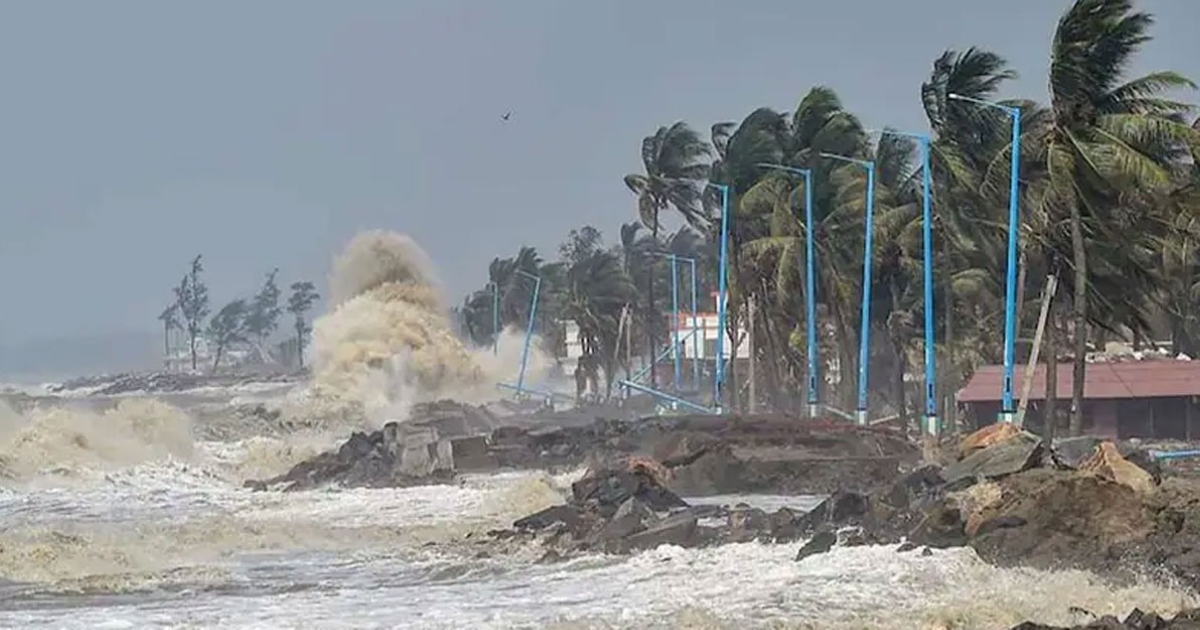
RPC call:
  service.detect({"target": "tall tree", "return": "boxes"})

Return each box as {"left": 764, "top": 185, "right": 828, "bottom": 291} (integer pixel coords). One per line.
{"left": 1035, "top": 0, "right": 1197, "bottom": 435}
{"left": 245, "top": 268, "right": 283, "bottom": 361}
{"left": 560, "top": 249, "right": 637, "bottom": 399}
{"left": 287, "top": 281, "right": 320, "bottom": 370}
{"left": 173, "top": 255, "right": 210, "bottom": 371}
{"left": 157, "top": 303, "right": 180, "bottom": 363}
{"left": 207, "top": 299, "right": 250, "bottom": 372}
{"left": 624, "top": 122, "right": 711, "bottom": 387}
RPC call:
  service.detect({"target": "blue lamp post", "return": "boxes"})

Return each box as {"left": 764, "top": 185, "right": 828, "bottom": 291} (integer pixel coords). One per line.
{"left": 513, "top": 269, "right": 541, "bottom": 396}
{"left": 655, "top": 252, "right": 700, "bottom": 392}
{"left": 756, "top": 163, "right": 820, "bottom": 418}
{"left": 669, "top": 254, "right": 681, "bottom": 391}
{"left": 877, "top": 130, "right": 938, "bottom": 439}
{"left": 706, "top": 182, "right": 731, "bottom": 411}
{"left": 949, "top": 93, "right": 1022, "bottom": 424}
{"left": 680, "top": 254, "right": 700, "bottom": 391}
{"left": 820, "top": 153, "right": 876, "bottom": 426}
{"left": 650, "top": 251, "right": 685, "bottom": 392}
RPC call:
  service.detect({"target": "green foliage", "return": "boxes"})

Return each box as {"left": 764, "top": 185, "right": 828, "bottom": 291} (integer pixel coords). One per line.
{"left": 245, "top": 269, "right": 283, "bottom": 346}
{"left": 287, "top": 281, "right": 320, "bottom": 369}
{"left": 173, "top": 254, "right": 210, "bottom": 371}
{"left": 207, "top": 298, "right": 250, "bottom": 372}
{"left": 458, "top": 0, "right": 1200, "bottom": 425}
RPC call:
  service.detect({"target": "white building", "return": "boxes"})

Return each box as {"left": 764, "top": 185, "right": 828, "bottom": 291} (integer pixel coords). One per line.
{"left": 556, "top": 292, "right": 750, "bottom": 367}
{"left": 669, "top": 291, "right": 750, "bottom": 361}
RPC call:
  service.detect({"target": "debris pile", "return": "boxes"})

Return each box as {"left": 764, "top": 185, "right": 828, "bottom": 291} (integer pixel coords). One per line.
{"left": 791, "top": 423, "right": 1200, "bottom": 593}
{"left": 1011, "top": 607, "right": 1200, "bottom": 629}
{"left": 490, "top": 457, "right": 810, "bottom": 561}
{"left": 245, "top": 412, "right": 921, "bottom": 496}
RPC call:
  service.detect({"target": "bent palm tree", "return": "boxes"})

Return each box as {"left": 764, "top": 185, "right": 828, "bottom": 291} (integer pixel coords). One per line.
{"left": 561, "top": 250, "right": 637, "bottom": 399}
{"left": 624, "top": 122, "right": 711, "bottom": 387}
{"left": 1032, "top": 0, "right": 1197, "bottom": 435}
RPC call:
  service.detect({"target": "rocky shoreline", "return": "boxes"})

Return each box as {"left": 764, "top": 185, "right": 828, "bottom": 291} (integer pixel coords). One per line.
{"left": 1014, "top": 608, "right": 1200, "bottom": 629}
{"left": 245, "top": 404, "right": 919, "bottom": 495}
{"left": 246, "top": 404, "right": 1200, "bottom": 627}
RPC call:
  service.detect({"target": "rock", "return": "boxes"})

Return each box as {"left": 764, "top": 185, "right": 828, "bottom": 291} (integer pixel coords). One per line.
{"left": 501, "top": 456, "right": 813, "bottom": 556}
{"left": 1054, "top": 436, "right": 1104, "bottom": 469}
{"left": 1007, "top": 606, "right": 1200, "bottom": 629}
{"left": 514, "top": 505, "right": 583, "bottom": 532}
{"left": 244, "top": 421, "right": 455, "bottom": 491}
{"left": 251, "top": 411, "right": 923, "bottom": 500}
{"left": 942, "top": 433, "right": 1043, "bottom": 486}
{"left": 794, "top": 530, "right": 837, "bottom": 562}
{"left": 1078, "top": 442, "right": 1156, "bottom": 495}
{"left": 794, "top": 491, "right": 870, "bottom": 533}
{"left": 570, "top": 466, "right": 687, "bottom": 515}
{"left": 624, "top": 510, "right": 699, "bottom": 550}
{"left": 587, "top": 498, "right": 659, "bottom": 550}
{"left": 959, "top": 422, "right": 1025, "bottom": 459}
{"left": 726, "top": 506, "right": 769, "bottom": 543}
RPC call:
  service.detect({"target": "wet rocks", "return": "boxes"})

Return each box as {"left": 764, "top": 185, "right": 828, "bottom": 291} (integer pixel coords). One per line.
{"left": 502, "top": 458, "right": 811, "bottom": 557}
{"left": 244, "top": 421, "right": 455, "bottom": 491}
{"left": 789, "top": 424, "right": 1200, "bottom": 594}
{"left": 47, "top": 370, "right": 300, "bottom": 396}
{"left": 473, "top": 415, "right": 921, "bottom": 497}
{"left": 1010, "top": 607, "right": 1200, "bottom": 629}
{"left": 258, "top": 410, "right": 923, "bottom": 497}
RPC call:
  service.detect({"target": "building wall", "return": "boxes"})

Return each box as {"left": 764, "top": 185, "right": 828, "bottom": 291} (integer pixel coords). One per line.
{"left": 963, "top": 396, "right": 1200, "bottom": 440}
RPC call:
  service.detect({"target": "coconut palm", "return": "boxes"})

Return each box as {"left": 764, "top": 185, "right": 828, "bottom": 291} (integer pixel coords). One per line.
{"left": 624, "top": 122, "right": 712, "bottom": 387}
{"left": 1000, "top": 0, "right": 1198, "bottom": 435}
{"left": 560, "top": 249, "right": 637, "bottom": 399}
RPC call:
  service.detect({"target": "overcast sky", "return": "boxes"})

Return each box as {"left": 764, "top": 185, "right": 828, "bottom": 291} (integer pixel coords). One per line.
{"left": 0, "top": 0, "right": 1196, "bottom": 371}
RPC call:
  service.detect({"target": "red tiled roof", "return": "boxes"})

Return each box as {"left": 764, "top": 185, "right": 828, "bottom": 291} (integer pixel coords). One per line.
{"left": 957, "top": 361, "right": 1200, "bottom": 403}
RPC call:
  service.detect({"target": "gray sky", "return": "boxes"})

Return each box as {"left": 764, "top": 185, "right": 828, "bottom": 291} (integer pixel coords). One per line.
{"left": 0, "top": 0, "right": 1196, "bottom": 373}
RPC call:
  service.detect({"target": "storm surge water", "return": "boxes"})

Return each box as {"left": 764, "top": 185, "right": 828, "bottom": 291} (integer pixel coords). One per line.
{"left": 304, "top": 229, "right": 552, "bottom": 429}
{"left": 0, "top": 230, "right": 1194, "bottom": 628}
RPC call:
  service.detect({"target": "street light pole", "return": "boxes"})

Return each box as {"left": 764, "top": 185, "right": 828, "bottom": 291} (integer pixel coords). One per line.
{"left": 662, "top": 252, "right": 700, "bottom": 391}
{"left": 877, "top": 130, "right": 938, "bottom": 439}
{"left": 685, "top": 255, "right": 699, "bottom": 391}
{"left": 949, "top": 93, "right": 1022, "bottom": 424}
{"left": 706, "top": 182, "right": 731, "bottom": 412}
{"left": 670, "top": 254, "right": 681, "bottom": 391}
{"left": 820, "top": 153, "right": 876, "bottom": 426}
{"left": 652, "top": 249, "right": 681, "bottom": 388}
{"left": 756, "top": 163, "right": 820, "bottom": 418}
{"left": 514, "top": 269, "right": 541, "bottom": 396}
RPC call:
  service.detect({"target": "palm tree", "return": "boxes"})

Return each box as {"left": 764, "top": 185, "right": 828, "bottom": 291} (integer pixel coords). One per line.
{"left": 624, "top": 122, "right": 711, "bottom": 387}
{"left": 1027, "top": 0, "right": 1196, "bottom": 435}
{"left": 561, "top": 249, "right": 637, "bottom": 399}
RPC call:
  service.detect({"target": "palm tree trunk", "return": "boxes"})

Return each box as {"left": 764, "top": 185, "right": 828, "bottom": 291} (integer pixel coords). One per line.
{"left": 892, "top": 337, "right": 908, "bottom": 432}
{"left": 1015, "top": 247, "right": 1028, "bottom": 358}
{"left": 748, "top": 296, "right": 757, "bottom": 413}
{"left": 1069, "top": 205, "right": 1088, "bottom": 437}
{"left": 1045, "top": 306, "right": 1059, "bottom": 441}
{"left": 944, "top": 283, "right": 957, "bottom": 434}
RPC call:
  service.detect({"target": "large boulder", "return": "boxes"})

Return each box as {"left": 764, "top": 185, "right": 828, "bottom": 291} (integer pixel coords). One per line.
{"left": 1010, "top": 607, "right": 1200, "bottom": 629}
{"left": 789, "top": 424, "right": 1200, "bottom": 595}
{"left": 504, "top": 457, "right": 810, "bottom": 557}
{"left": 244, "top": 421, "right": 455, "bottom": 491}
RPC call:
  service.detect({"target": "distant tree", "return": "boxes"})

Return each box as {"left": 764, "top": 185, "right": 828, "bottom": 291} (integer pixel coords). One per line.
{"left": 157, "top": 303, "right": 180, "bottom": 361}
{"left": 557, "top": 226, "right": 604, "bottom": 266}
{"left": 287, "top": 281, "right": 320, "bottom": 369}
{"left": 207, "top": 298, "right": 250, "bottom": 372}
{"left": 244, "top": 268, "right": 283, "bottom": 361}
{"left": 173, "top": 255, "right": 210, "bottom": 371}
